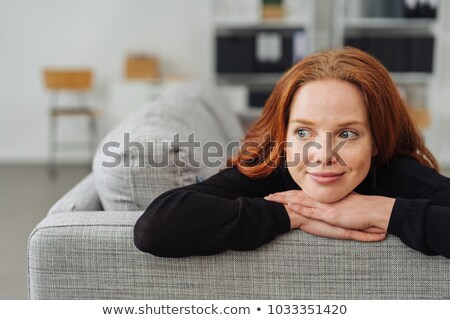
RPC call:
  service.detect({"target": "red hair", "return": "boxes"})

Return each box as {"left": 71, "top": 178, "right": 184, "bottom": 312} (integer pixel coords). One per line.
{"left": 228, "top": 47, "right": 438, "bottom": 177}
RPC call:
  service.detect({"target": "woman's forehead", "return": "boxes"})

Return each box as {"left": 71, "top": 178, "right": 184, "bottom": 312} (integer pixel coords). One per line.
{"left": 289, "top": 79, "right": 368, "bottom": 124}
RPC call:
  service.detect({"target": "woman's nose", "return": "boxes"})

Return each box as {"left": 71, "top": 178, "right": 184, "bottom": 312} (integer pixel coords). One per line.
{"left": 307, "top": 132, "right": 338, "bottom": 166}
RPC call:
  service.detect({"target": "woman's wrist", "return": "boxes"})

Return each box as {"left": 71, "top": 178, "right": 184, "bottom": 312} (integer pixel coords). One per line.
{"left": 370, "top": 196, "right": 395, "bottom": 231}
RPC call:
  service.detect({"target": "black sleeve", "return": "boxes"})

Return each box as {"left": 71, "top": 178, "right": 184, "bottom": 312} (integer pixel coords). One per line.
{"left": 380, "top": 156, "right": 450, "bottom": 258}
{"left": 134, "top": 167, "right": 291, "bottom": 257}
{"left": 388, "top": 198, "right": 450, "bottom": 258}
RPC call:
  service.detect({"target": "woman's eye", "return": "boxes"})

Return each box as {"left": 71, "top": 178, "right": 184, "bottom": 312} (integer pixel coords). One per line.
{"left": 339, "top": 130, "right": 358, "bottom": 139}
{"left": 296, "top": 129, "right": 311, "bottom": 139}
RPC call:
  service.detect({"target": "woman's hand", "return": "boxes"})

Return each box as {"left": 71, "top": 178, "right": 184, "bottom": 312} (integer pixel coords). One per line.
{"left": 283, "top": 202, "right": 387, "bottom": 242}
{"left": 265, "top": 190, "right": 395, "bottom": 242}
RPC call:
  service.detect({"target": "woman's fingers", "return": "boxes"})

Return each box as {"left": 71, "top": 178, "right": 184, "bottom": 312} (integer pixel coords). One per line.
{"left": 285, "top": 204, "right": 386, "bottom": 242}
{"left": 266, "top": 190, "right": 390, "bottom": 236}
{"left": 345, "top": 230, "right": 386, "bottom": 242}
{"left": 363, "top": 227, "right": 386, "bottom": 233}
{"left": 300, "top": 218, "right": 386, "bottom": 242}
{"left": 264, "top": 193, "right": 289, "bottom": 204}
{"left": 287, "top": 203, "right": 318, "bottom": 217}
{"left": 287, "top": 202, "right": 386, "bottom": 234}
{"left": 265, "top": 191, "right": 318, "bottom": 208}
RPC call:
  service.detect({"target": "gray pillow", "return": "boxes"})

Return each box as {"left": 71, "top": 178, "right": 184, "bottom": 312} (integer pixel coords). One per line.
{"left": 93, "top": 82, "right": 244, "bottom": 211}
{"left": 160, "top": 80, "right": 244, "bottom": 143}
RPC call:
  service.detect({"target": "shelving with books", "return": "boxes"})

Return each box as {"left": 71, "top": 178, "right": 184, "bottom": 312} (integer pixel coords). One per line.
{"left": 211, "top": 0, "right": 316, "bottom": 128}
{"left": 333, "top": 0, "right": 441, "bottom": 130}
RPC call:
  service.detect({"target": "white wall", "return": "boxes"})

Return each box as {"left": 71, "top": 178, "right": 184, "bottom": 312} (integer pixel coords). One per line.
{"left": 1, "top": 0, "right": 450, "bottom": 166}
{"left": 0, "top": 0, "right": 212, "bottom": 163}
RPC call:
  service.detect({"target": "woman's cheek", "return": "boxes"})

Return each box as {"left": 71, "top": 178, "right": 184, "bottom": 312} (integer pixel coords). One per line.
{"left": 338, "top": 141, "right": 365, "bottom": 161}
{"left": 340, "top": 143, "right": 373, "bottom": 175}
{"left": 336, "top": 146, "right": 354, "bottom": 167}
{"left": 285, "top": 138, "right": 300, "bottom": 165}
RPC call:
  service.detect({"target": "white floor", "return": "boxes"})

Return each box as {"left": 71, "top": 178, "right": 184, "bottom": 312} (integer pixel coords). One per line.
{"left": 0, "top": 164, "right": 90, "bottom": 299}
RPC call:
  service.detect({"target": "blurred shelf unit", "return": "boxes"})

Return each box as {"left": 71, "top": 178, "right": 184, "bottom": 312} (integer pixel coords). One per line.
{"left": 333, "top": 0, "right": 441, "bottom": 129}
{"left": 342, "top": 17, "right": 436, "bottom": 29}
{"left": 212, "top": 0, "right": 315, "bottom": 27}
{"left": 212, "top": 0, "right": 316, "bottom": 127}
{"left": 334, "top": 0, "right": 438, "bottom": 76}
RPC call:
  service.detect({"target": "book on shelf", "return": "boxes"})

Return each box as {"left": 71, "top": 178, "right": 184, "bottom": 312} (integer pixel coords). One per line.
{"left": 344, "top": 36, "right": 434, "bottom": 73}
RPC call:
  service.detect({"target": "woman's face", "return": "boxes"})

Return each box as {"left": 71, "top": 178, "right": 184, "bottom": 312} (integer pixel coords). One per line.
{"left": 285, "top": 79, "right": 377, "bottom": 203}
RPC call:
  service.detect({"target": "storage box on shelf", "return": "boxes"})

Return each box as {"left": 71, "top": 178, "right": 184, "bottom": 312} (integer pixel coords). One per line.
{"left": 333, "top": 0, "right": 440, "bottom": 130}
{"left": 212, "top": 0, "right": 316, "bottom": 128}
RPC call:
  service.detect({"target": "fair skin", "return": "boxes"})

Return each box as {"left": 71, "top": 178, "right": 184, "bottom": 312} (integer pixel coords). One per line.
{"left": 265, "top": 79, "right": 395, "bottom": 242}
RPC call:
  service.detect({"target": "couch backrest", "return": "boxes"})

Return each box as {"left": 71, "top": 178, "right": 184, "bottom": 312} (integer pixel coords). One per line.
{"left": 92, "top": 81, "right": 244, "bottom": 211}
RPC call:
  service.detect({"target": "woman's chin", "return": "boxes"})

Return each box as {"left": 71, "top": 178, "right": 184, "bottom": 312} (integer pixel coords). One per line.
{"left": 303, "top": 189, "right": 348, "bottom": 203}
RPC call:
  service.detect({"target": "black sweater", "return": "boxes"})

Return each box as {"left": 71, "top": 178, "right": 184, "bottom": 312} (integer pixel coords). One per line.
{"left": 134, "top": 155, "right": 450, "bottom": 258}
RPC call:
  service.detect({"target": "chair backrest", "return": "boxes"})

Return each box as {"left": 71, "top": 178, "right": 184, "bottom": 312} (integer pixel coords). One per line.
{"left": 44, "top": 69, "right": 92, "bottom": 91}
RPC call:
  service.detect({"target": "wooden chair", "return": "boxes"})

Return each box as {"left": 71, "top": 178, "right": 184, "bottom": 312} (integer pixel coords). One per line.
{"left": 43, "top": 69, "right": 98, "bottom": 177}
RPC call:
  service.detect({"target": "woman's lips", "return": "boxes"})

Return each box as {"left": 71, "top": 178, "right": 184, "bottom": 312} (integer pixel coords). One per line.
{"left": 308, "top": 172, "right": 345, "bottom": 185}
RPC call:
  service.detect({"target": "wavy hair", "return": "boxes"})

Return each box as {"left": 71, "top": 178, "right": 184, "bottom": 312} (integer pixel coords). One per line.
{"left": 227, "top": 47, "right": 438, "bottom": 177}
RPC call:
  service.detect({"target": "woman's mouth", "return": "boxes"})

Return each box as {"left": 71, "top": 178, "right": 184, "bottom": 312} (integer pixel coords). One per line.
{"left": 308, "top": 172, "right": 345, "bottom": 185}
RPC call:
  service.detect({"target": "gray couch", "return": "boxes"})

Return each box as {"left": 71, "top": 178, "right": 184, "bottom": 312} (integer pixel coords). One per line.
{"left": 28, "top": 82, "right": 450, "bottom": 299}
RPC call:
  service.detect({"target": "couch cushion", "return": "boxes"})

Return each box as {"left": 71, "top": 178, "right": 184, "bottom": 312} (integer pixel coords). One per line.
{"left": 160, "top": 80, "right": 244, "bottom": 144}
{"left": 93, "top": 81, "right": 244, "bottom": 211}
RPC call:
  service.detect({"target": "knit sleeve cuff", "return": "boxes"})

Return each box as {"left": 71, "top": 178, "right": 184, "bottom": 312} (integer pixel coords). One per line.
{"left": 387, "top": 198, "right": 408, "bottom": 237}
{"left": 266, "top": 200, "right": 291, "bottom": 234}
{"left": 387, "top": 197, "right": 434, "bottom": 255}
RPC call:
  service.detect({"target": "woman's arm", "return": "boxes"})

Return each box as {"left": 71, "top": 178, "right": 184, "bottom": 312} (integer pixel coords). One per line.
{"left": 134, "top": 167, "right": 291, "bottom": 257}
{"left": 268, "top": 190, "right": 450, "bottom": 258}
{"left": 387, "top": 196, "right": 450, "bottom": 258}
{"left": 267, "top": 156, "right": 450, "bottom": 259}
{"left": 378, "top": 156, "right": 450, "bottom": 258}
{"left": 134, "top": 165, "right": 384, "bottom": 257}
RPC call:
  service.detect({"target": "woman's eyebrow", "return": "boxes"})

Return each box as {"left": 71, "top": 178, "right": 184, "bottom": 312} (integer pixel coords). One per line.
{"left": 289, "top": 118, "right": 365, "bottom": 127}
{"left": 290, "top": 118, "right": 315, "bottom": 125}
{"left": 335, "top": 120, "right": 366, "bottom": 127}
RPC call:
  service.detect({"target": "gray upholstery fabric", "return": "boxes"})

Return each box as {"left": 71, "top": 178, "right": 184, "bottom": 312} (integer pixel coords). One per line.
{"left": 28, "top": 209, "right": 450, "bottom": 299}
{"left": 92, "top": 81, "right": 244, "bottom": 211}
{"left": 48, "top": 174, "right": 103, "bottom": 215}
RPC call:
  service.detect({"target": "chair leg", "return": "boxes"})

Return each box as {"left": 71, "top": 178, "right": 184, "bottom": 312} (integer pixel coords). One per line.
{"left": 48, "top": 114, "right": 58, "bottom": 178}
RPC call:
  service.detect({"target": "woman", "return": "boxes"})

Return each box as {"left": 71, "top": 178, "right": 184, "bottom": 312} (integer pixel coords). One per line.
{"left": 134, "top": 47, "right": 450, "bottom": 259}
